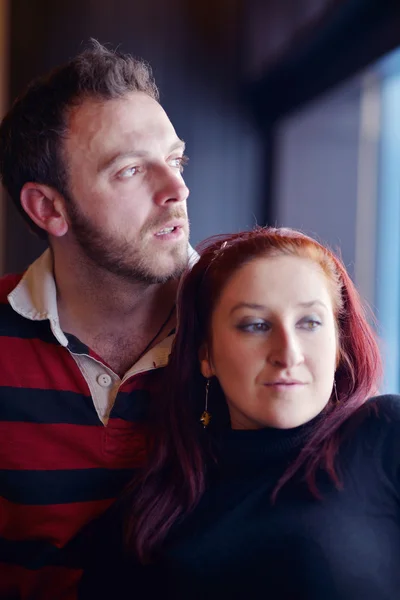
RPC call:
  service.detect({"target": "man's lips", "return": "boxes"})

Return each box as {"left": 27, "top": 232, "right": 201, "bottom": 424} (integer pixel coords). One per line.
{"left": 154, "top": 220, "right": 186, "bottom": 236}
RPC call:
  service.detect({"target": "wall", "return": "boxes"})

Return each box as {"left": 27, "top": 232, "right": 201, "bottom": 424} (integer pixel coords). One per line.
{"left": 0, "top": 0, "right": 9, "bottom": 274}
{"left": 274, "top": 77, "right": 363, "bottom": 279}
{"left": 4, "top": 0, "right": 264, "bottom": 273}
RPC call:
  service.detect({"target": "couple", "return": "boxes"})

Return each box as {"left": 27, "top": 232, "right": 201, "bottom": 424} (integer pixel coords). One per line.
{"left": 0, "top": 41, "right": 399, "bottom": 600}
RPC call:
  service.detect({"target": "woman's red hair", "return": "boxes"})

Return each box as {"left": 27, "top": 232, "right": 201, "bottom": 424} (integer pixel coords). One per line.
{"left": 125, "top": 227, "right": 382, "bottom": 562}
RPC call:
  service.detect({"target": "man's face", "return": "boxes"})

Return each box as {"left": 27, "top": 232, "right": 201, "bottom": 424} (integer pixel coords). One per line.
{"left": 62, "top": 91, "right": 190, "bottom": 283}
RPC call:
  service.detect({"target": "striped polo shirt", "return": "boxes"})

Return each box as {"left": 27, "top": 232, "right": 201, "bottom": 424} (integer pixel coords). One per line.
{"left": 0, "top": 249, "right": 174, "bottom": 600}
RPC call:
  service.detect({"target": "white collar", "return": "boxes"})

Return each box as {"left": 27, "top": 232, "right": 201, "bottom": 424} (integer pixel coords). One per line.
{"left": 8, "top": 248, "right": 69, "bottom": 346}
{"left": 7, "top": 245, "right": 200, "bottom": 352}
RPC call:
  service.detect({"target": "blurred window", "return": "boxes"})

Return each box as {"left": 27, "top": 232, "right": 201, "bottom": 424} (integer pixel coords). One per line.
{"left": 375, "top": 47, "right": 400, "bottom": 392}
{"left": 275, "top": 45, "right": 400, "bottom": 393}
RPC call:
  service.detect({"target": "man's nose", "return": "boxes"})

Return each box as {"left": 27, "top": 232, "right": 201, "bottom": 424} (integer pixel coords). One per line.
{"left": 153, "top": 167, "right": 189, "bottom": 206}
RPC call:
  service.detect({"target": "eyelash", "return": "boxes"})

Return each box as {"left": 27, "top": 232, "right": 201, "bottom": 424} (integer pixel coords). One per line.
{"left": 302, "top": 319, "right": 321, "bottom": 330}
{"left": 171, "top": 155, "right": 189, "bottom": 172}
{"left": 117, "top": 155, "right": 189, "bottom": 179}
{"left": 238, "top": 322, "right": 270, "bottom": 333}
{"left": 238, "top": 318, "right": 322, "bottom": 334}
{"left": 118, "top": 166, "right": 140, "bottom": 178}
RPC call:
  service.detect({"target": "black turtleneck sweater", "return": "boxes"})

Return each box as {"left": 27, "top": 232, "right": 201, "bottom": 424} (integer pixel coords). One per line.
{"left": 79, "top": 394, "right": 400, "bottom": 600}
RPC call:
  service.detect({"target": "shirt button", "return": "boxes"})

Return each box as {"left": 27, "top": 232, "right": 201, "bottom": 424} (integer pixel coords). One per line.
{"left": 97, "top": 373, "right": 112, "bottom": 387}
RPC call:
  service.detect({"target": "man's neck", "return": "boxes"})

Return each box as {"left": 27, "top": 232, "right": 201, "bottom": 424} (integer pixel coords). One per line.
{"left": 53, "top": 248, "right": 178, "bottom": 376}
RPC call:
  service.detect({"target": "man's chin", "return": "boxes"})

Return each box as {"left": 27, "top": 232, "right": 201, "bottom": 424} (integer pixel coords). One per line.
{"left": 148, "top": 260, "right": 188, "bottom": 283}
{"left": 84, "top": 239, "right": 190, "bottom": 284}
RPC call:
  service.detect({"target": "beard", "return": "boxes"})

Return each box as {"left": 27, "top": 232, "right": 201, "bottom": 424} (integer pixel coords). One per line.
{"left": 64, "top": 195, "right": 190, "bottom": 285}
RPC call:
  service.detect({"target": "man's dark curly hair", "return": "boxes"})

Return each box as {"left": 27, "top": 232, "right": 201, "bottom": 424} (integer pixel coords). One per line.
{"left": 0, "top": 39, "right": 159, "bottom": 237}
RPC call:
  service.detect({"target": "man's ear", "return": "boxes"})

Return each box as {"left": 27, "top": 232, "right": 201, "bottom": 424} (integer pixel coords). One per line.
{"left": 20, "top": 182, "right": 69, "bottom": 238}
{"left": 198, "top": 343, "right": 215, "bottom": 379}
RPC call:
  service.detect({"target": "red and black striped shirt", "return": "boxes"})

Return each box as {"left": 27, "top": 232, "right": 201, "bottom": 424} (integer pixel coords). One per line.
{"left": 0, "top": 251, "right": 173, "bottom": 599}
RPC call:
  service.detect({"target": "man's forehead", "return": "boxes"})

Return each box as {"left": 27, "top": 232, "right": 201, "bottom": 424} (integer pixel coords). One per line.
{"left": 65, "top": 92, "right": 180, "bottom": 155}
{"left": 97, "top": 139, "right": 186, "bottom": 173}
{"left": 68, "top": 91, "right": 163, "bottom": 127}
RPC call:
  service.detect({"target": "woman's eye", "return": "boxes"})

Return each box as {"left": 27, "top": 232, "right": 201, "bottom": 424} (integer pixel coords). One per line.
{"left": 239, "top": 321, "right": 270, "bottom": 333}
{"left": 299, "top": 318, "right": 321, "bottom": 330}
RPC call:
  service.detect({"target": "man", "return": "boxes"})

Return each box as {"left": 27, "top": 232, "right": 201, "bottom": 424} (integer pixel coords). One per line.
{"left": 0, "top": 40, "right": 191, "bottom": 599}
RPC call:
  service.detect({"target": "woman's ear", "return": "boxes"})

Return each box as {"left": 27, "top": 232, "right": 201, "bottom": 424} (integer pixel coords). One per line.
{"left": 198, "top": 343, "right": 215, "bottom": 379}
{"left": 334, "top": 329, "right": 342, "bottom": 370}
{"left": 335, "top": 345, "right": 342, "bottom": 370}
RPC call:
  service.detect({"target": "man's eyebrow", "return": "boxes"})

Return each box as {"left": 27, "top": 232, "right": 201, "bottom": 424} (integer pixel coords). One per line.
{"left": 98, "top": 139, "right": 186, "bottom": 173}
{"left": 169, "top": 139, "right": 186, "bottom": 153}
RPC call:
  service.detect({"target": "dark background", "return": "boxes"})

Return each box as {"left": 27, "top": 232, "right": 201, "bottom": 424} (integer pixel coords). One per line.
{"left": 3, "top": 0, "right": 400, "bottom": 272}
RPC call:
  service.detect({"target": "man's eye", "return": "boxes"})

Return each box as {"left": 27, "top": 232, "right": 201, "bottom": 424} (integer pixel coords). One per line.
{"left": 118, "top": 166, "right": 138, "bottom": 179}
{"left": 170, "top": 155, "right": 189, "bottom": 172}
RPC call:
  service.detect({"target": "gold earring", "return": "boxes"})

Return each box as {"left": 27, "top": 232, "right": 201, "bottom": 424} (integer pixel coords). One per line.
{"left": 200, "top": 379, "right": 212, "bottom": 428}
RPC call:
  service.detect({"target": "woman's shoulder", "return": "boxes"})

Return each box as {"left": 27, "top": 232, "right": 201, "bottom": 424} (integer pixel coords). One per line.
{"left": 341, "top": 394, "right": 400, "bottom": 461}
{"left": 357, "top": 394, "right": 400, "bottom": 425}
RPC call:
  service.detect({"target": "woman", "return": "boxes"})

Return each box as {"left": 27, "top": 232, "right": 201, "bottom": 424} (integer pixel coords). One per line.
{"left": 80, "top": 227, "right": 400, "bottom": 600}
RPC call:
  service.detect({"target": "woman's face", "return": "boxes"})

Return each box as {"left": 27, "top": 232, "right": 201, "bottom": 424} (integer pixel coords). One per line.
{"left": 200, "top": 255, "right": 338, "bottom": 430}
